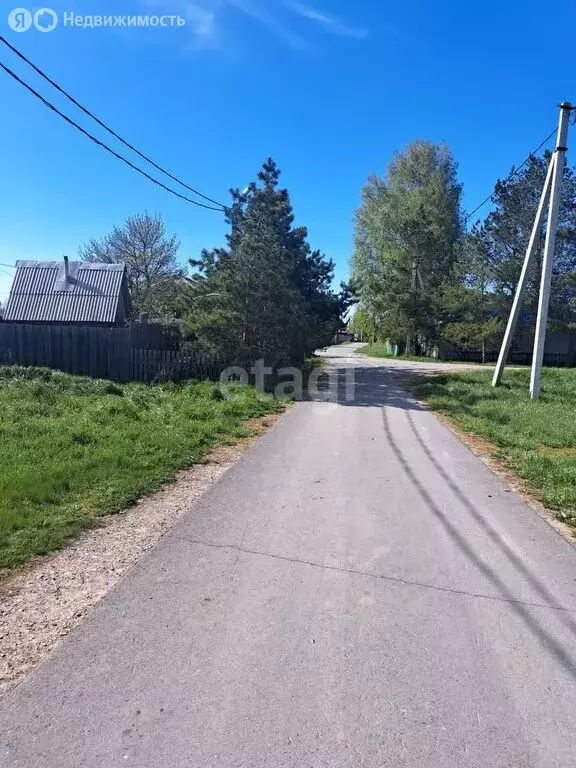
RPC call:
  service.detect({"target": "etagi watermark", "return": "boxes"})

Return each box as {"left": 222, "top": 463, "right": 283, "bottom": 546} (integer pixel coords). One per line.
{"left": 218, "top": 360, "right": 356, "bottom": 404}
{"left": 7, "top": 8, "right": 187, "bottom": 33}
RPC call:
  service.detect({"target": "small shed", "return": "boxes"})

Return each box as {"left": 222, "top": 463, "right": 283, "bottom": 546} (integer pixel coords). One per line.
{"left": 3, "top": 258, "right": 131, "bottom": 326}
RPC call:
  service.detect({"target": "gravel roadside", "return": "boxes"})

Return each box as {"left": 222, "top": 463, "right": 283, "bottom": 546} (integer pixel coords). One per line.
{"left": 0, "top": 413, "right": 283, "bottom": 693}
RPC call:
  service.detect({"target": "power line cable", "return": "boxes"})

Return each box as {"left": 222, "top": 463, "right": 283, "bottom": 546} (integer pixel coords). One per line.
{"left": 1, "top": 60, "right": 225, "bottom": 213}
{"left": 463, "top": 127, "right": 558, "bottom": 224}
{"left": 0, "top": 36, "right": 226, "bottom": 210}
{"left": 0, "top": 62, "right": 225, "bottom": 212}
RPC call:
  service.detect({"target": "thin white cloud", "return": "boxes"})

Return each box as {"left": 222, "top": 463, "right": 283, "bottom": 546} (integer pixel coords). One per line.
{"left": 140, "top": 0, "right": 219, "bottom": 46}
{"left": 185, "top": 3, "right": 217, "bottom": 42}
{"left": 283, "top": 0, "right": 368, "bottom": 39}
{"left": 226, "top": 0, "right": 311, "bottom": 51}
{"left": 140, "top": 0, "right": 366, "bottom": 52}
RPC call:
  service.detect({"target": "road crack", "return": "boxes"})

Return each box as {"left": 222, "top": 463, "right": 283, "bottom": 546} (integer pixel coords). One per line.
{"left": 171, "top": 535, "right": 576, "bottom": 616}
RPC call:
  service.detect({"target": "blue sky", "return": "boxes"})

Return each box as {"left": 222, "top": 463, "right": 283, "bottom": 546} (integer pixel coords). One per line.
{"left": 1, "top": 0, "right": 575, "bottom": 304}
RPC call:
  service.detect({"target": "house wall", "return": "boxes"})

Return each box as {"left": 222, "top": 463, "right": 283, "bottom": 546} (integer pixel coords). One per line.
{"left": 115, "top": 293, "right": 127, "bottom": 326}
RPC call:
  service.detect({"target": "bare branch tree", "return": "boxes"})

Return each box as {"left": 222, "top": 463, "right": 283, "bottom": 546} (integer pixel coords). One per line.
{"left": 79, "top": 212, "right": 183, "bottom": 316}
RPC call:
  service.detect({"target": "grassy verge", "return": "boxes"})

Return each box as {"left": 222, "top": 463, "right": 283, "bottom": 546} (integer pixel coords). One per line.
{"left": 357, "top": 343, "right": 487, "bottom": 364}
{"left": 304, "top": 355, "right": 327, "bottom": 371}
{"left": 0, "top": 366, "right": 282, "bottom": 571}
{"left": 412, "top": 368, "right": 576, "bottom": 527}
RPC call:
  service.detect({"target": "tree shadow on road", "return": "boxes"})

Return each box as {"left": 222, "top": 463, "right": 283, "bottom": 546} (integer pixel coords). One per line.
{"left": 375, "top": 380, "right": 576, "bottom": 681}
{"left": 305, "top": 364, "right": 426, "bottom": 410}
{"left": 307, "top": 360, "right": 576, "bottom": 680}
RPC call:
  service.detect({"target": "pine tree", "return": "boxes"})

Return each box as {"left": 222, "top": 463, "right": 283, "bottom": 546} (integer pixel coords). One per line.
{"left": 185, "top": 159, "right": 348, "bottom": 365}
{"left": 465, "top": 153, "right": 576, "bottom": 333}
{"left": 440, "top": 231, "right": 504, "bottom": 361}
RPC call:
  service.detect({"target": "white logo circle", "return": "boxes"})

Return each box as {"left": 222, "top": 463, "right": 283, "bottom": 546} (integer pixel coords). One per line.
{"left": 7, "top": 8, "right": 32, "bottom": 32}
{"left": 34, "top": 7, "right": 58, "bottom": 32}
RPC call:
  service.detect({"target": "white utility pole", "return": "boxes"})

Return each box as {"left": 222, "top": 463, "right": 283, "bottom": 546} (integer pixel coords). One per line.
{"left": 492, "top": 158, "right": 555, "bottom": 386}
{"left": 529, "top": 103, "right": 572, "bottom": 400}
{"left": 492, "top": 102, "right": 573, "bottom": 395}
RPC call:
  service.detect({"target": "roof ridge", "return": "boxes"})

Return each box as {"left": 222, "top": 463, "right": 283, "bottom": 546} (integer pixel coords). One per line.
{"left": 15, "top": 260, "right": 125, "bottom": 270}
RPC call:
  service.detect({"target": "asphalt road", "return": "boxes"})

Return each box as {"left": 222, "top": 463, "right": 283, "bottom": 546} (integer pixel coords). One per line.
{"left": 1, "top": 345, "right": 576, "bottom": 767}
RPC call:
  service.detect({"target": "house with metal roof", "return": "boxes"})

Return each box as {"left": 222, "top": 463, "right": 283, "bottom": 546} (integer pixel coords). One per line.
{"left": 3, "top": 258, "right": 131, "bottom": 325}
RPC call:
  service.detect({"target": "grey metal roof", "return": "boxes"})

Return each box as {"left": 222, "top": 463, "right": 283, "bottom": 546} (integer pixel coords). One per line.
{"left": 3, "top": 261, "right": 128, "bottom": 324}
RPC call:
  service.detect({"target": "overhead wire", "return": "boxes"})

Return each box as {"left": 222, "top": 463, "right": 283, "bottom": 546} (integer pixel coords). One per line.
{"left": 463, "top": 127, "right": 558, "bottom": 224}
{"left": 0, "top": 62, "right": 225, "bottom": 212}
{"left": 0, "top": 36, "right": 226, "bottom": 210}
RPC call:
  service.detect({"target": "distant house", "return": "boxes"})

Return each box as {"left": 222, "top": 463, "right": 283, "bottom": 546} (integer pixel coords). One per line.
{"left": 334, "top": 329, "right": 355, "bottom": 344}
{"left": 3, "top": 258, "right": 131, "bottom": 326}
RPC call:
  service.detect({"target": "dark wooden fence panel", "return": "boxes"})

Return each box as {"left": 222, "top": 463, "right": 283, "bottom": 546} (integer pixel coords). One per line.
{"left": 128, "top": 349, "right": 229, "bottom": 383}
{"left": 127, "top": 323, "right": 182, "bottom": 350}
{"left": 0, "top": 323, "right": 226, "bottom": 383}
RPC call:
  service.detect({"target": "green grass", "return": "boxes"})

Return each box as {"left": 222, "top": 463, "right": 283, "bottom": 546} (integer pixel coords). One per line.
{"left": 412, "top": 368, "right": 576, "bottom": 527}
{"left": 357, "top": 343, "right": 474, "bottom": 364}
{"left": 0, "top": 366, "right": 282, "bottom": 572}
{"left": 357, "top": 343, "right": 428, "bottom": 362}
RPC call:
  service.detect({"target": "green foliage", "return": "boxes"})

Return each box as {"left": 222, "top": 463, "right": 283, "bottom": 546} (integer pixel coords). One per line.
{"left": 441, "top": 317, "right": 504, "bottom": 353}
{"left": 440, "top": 231, "right": 505, "bottom": 360}
{"left": 184, "top": 159, "right": 351, "bottom": 365}
{"left": 0, "top": 367, "right": 281, "bottom": 571}
{"left": 465, "top": 154, "right": 576, "bottom": 331}
{"left": 348, "top": 307, "right": 379, "bottom": 342}
{"left": 352, "top": 140, "right": 462, "bottom": 353}
{"left": 413, "top": 368, "right": 576, "bottom": 525}
{"left": 352, "top": 144, "right": 576, "bottom": 359}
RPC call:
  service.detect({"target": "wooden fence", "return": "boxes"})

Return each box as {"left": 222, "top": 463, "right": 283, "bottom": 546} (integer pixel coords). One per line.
{"left": 0, "top": 323, "right": 227, "bottom": 383}
{"left": 130, "top": 349, "right": 229, "bottom": 383}
{"left": 438, "top": 349, "right": 568, "bottom": 366}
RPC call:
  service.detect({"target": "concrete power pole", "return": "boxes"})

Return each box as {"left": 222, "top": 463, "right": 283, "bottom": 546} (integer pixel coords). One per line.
{"left": 491, "top": 159, "right": 555, "bottom": 387}
{"left": 529, "top": 103, "right": 572, "bottom": 399}
{"left": 492, "top": 102, "right": 573, "bottom": 396}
